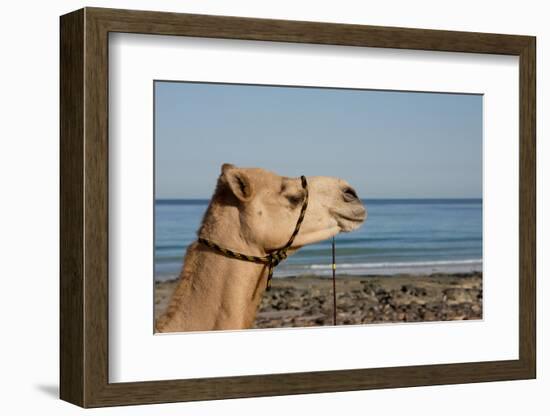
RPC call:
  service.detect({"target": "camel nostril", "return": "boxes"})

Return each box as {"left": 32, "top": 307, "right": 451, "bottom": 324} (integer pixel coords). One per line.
{"left": 343, "top": 186, "right": 359, "bottom": 202}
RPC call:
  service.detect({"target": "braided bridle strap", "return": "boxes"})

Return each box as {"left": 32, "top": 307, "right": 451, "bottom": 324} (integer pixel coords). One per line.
{"left": 198, "top": 175, "right": 309, "bottom": 291}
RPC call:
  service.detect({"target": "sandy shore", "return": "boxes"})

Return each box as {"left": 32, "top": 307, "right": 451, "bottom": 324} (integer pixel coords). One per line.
{"left": 155, "top": 272, "right": 482, "bottom": 328}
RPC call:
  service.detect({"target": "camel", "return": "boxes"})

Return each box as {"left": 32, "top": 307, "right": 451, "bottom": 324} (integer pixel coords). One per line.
{"left": 155, "top": 163, "right": 366, "bottom": 333}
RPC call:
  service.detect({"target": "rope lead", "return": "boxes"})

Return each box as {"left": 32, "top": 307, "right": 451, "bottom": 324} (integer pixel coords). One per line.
{"left": 332, "top": 236, "right": 337, "bottom": 326}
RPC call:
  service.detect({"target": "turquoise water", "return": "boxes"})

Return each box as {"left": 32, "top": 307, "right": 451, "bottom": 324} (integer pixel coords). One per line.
{"left": 154, "top": 199, "right": 482, "bottom": 281}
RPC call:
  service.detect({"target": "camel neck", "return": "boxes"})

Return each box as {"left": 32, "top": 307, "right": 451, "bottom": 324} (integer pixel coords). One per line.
{"left": 156, "top": 242, "right": 267, "bottom": 332}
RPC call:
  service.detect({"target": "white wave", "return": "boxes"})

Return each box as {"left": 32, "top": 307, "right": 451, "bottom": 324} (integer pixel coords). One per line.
{"left": 309, "top": 259, "right": 482, "bottom": 270}
{"left": 275, "top": 259, "right": 482, "bottom": 277}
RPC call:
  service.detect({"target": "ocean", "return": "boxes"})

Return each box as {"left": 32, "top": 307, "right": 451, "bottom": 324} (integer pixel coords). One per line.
{"left": 154, "top": 199, "right": 482, "bottom": 281}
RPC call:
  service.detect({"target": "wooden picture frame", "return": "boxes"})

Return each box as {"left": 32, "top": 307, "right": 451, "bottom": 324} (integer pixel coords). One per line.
{"left": 60, "top": 7, "right": 536, "bottom": 408}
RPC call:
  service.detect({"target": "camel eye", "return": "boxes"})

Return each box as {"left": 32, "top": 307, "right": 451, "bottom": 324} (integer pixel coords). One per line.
{"left": 286, "top": 194, "right": 303, "bottom": 207}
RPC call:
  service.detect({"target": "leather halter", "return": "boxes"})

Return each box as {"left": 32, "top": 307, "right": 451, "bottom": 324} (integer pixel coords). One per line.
{"left": 198, "top": 175, "right": 309, "bottom": 291}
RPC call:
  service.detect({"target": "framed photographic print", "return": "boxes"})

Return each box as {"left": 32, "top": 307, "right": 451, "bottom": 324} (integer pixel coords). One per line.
{"left": 60, "top": 7, "right": 536, "bottom": 408}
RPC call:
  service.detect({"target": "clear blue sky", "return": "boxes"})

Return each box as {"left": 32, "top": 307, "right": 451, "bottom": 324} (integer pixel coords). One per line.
{"left": 155, "top": 81, "right": 482, "bottom": 199}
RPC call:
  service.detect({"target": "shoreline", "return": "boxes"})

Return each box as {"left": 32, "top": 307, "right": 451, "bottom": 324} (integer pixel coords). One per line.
{"left": 155, "top": 272, "right": 482, "bottom": 328}
{"left": 154, "top": 261, "right": 482, "bottom": 282}
{"left": 155, "top": 259, "right": 482, "bottom": 282}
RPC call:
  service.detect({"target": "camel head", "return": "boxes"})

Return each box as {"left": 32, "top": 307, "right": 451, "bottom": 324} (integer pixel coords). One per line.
{"left": 203, "top": 163, "right": 366, "bottom": 253}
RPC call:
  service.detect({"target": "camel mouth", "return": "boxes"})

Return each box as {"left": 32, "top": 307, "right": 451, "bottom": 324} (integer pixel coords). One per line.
{"left": 335, "top": 208, "right": 367, "bottom": 232}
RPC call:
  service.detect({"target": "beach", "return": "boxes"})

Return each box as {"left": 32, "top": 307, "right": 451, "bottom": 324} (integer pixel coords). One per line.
{"left": 154, "top": 272, "right": 482, "bottom": 328}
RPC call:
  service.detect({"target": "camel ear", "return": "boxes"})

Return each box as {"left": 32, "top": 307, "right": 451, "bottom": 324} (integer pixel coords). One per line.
{"left": 221, "top": 163, "right": 235, "bottom": 174}
{"left": 223, "top": 168, "right": 254, "bottom": 202}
